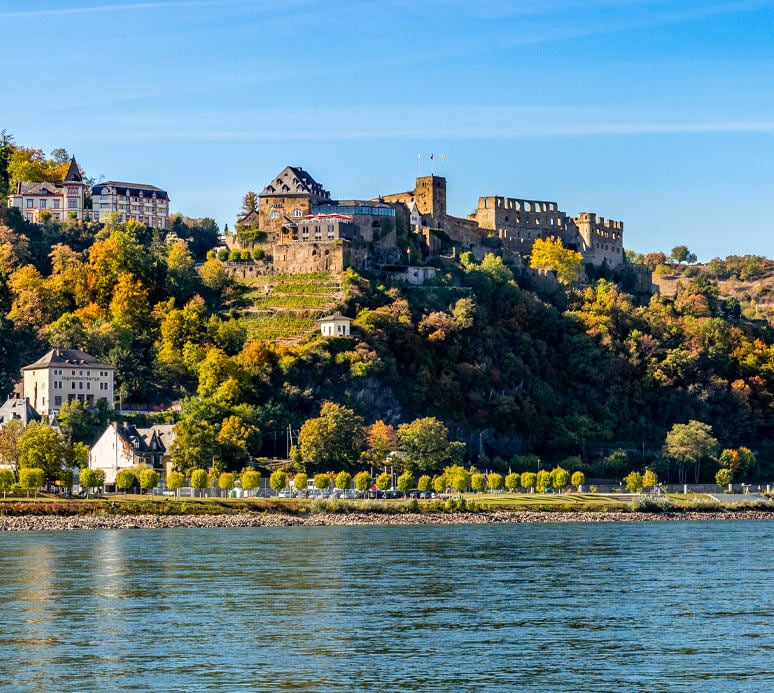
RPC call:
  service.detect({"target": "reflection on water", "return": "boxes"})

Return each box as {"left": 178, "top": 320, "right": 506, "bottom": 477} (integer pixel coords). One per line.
{"left": 0, "top": 521, "right": 772, "bottom": 692}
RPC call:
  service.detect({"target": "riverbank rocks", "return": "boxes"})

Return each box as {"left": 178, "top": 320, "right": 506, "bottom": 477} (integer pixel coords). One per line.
{"left": 0, "top": 509, "right": 771, "bottom": 531}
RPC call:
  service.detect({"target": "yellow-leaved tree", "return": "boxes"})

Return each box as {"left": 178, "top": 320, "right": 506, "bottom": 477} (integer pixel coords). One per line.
{"left": 529, "top": 236, "right": 583, "bottom": 284}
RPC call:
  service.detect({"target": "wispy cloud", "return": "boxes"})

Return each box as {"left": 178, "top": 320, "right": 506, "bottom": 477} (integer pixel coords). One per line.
{"left": 0, "top": 0, "right": 260, "bottom": 19}
{"left": 77, "top": 106, "right": 774, "bottom": 141}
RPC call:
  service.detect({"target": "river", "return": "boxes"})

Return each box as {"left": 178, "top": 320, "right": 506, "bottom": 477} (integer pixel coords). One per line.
{"left": 0, "top": 520, "right": 771, "bottom": 692}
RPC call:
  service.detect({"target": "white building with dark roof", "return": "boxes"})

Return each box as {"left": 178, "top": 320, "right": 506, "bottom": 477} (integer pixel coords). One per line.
{"left": 0, "top": 397, "right": 41, "bottom": 428}
{"left": 91, "top": 181, "right": 171, "bottom": 229}
{"left": 7, "top": 157, "right": 87, "bottom": 223}
{"left": 22, "top": 348, "right": 114, "bottom": 416}
{"left": 318, "top": 314, "right": 352, "bottom": 337}
{"left": 89, "top": 422, "right": 173, "bottom": 486}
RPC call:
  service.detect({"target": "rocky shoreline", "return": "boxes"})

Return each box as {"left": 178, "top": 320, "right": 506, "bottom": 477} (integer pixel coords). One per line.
{"left": 1, "top": 509, "right": 772, "bottom": 531}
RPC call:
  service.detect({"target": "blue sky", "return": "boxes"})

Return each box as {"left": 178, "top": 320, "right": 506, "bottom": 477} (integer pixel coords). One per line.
{"left": 3, "top": 0, "right": 773, "bottom": 259}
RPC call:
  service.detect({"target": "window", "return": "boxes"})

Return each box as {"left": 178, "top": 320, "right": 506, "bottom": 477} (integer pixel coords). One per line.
{"left": 293, "top": 209, "right": 302, "bottom": 218}
{"left": 270, "top": 211, "right": 280, "bottom": 219}
{"left": 53, "top": 200, "right": 60, "bottom": 209}
{"left": 27, "top": 200, "right": 33, "bottom": 208}
{"left": 68, "top": 199, "right": 78, "bottom": 209}
{"left": 40, "top": 199, "right": 46, "bottom": 209}
{"left": 54, "top": 396, "right": 62, "bottom": 406}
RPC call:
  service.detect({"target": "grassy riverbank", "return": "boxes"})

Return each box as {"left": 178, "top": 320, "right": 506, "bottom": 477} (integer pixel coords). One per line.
{"left": 1, "top": 492, "right": 772, "bottom": 518}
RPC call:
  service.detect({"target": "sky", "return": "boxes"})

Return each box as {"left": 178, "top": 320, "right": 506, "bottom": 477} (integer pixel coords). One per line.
{"left": 2, "top": 0, "right": 773, "bottom": 259}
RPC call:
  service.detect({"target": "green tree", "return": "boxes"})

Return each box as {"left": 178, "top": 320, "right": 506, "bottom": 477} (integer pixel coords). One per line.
{"left": 396, "top": 470, "right": 415, "bottom": 494}
{"left": 0, "top": 418, "right": 25, "bottom": 473}
{"left": 82, "top": 468, "right": 105, "bottom": 497}
{"left": 375, "top": 472, "right": 391, "bottom": 494}
{"left": 470, "top": 472, "right": 487, "bottom": 493}
{"left": 530, "top": 236, "right": 583, "bottom": 283}
{"left": 354, "top": 471, "right": 372, "bottom": 495}
{"left": 293, "top": 472, "right": 308, "bottom": 496}
{"left": 670, "top": 245, "right": 690, "bottom": 264}
{"left": 417, "top": 474, "right": 432, "bottom": 492}
{"left": 243, "top": 467, "right": 263, "bottom": 494}
{"left": 432, "top": 474, "right": 447, "bottom": 494}
{"left": 17, "top": 422, "right": 65, "bottom": 483}
{"left": 298, "top": 402, "right": 366, "bottom": 474}
{"left": 505, "top": 472, "right": 520, "bottom": 492}
{"left": 240, "top": 191, "right": 259, "bottom": 217}
{"left": 199, "top": 257, "right": 229, "bottom": 292}
{"left": 396, "top": 417, "right": 451, "bottom": 475}
{"left": 19, "top": 467, "right": 44, "bottom": 497}
{"left": 536, "top": 469, "right": 551, "bottom": 492}
{"left": 521, "top": 472, "right": 537, "bottom": 492}
{"left": 335, "top": 471, "right": 352, "bottom": 492}
{"left": 268, "top": 468, "right": 286, "bottom": 493}
{"left": 571, "top": 471, "right": 585, "bottom": 489}
{"left": 313, "top": 473, "right": 331, "bottom": 493}
{"left": 0, "top": 468, "right": 15, "bottom": 497}
{"left": 190, "top": 468, "right": 208, "bottom": 497}
{"left": 218, "top": 472, "right": 236, "bottom": 496}
{"left": 663, "top": 420, "right": 719, "bottom": 484}
{"left": 604, "top": 449, "right": 629, "bottom": 477}
{"left": 116, "top": 468, "right": 137, "bottom": 495}
{"left": 140, "top": 468, "right": 160, "bottom": 496}
{"left": 624, "top": 471, "right": 644, "bottom": 493}
{"left": 550, "top": 466, "right": 570, "bottom": 490}
{"left": 166, "top": 471, "right": 186, "bottom": 497}
{"left": 487, "top": 473, "right": 504, "bottom": 491}
{"left": 165, "top": 239, "right": 197, "bottom": 302}
{"left": 642, "top": 469, "right": 658, "bottom": 490}
{"left": 715, "top": 468, "right": 733, "bottom": 487}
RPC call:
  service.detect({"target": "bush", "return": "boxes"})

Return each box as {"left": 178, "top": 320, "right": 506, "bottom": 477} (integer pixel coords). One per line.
{"left": 630, "top": 498, "right": 674, "bottom": 513}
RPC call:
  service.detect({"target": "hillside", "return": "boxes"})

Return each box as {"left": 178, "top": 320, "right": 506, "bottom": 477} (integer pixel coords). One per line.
{"left": 235, "top": 271, "right": 343, "bottom": 343}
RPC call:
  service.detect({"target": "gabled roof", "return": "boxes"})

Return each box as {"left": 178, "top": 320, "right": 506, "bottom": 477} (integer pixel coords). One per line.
{"left": 64, "top": 156, "right": 84, "bottom": 183}
{"left": 117, "top": 422, "right": 148, "bottom": 451}
{"left": 261, "top": 166, "right": 330, "bottom": 199}
{"left": 22, "top": 348, "right": 113, "bottom": 371}
{"left": 237, "top": 209, "right": 260, "bottom": 227}
{"left": 0, "top": 397, "right": 41, "bottom": 427}
{"left": 137, "top": 424, "right": 176, "bottom": 453}
{"left": 317, "top": 313, "right": 352, "bottom": 323}
{"left": 15, "top": 181, "right": 62, "bottom": 196}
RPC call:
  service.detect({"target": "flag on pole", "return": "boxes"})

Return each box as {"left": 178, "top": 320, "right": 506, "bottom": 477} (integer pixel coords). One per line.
{"left": 430, "top": 153, "right": 434, "bottom": 161}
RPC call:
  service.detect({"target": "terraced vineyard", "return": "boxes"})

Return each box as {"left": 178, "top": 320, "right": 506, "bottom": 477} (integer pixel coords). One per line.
{"left": 237, "top": 271, "right": 343, "bottom": 342}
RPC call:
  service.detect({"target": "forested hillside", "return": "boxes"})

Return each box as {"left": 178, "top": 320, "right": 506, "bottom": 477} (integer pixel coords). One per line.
{"left": 1, "top": 135, "right": 773, "bottom": 483}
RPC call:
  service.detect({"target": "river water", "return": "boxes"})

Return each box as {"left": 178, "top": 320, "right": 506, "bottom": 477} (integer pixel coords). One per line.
{"left": 0, "top": 520, "right": 772, "bottom": 692}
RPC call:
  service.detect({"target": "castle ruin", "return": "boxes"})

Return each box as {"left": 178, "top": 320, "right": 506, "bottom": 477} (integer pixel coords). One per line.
{"left": 229, "top": 166, "right": 632, "bottom": 280}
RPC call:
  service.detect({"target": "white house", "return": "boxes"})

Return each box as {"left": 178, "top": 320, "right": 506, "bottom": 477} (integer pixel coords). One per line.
{"left": 22, "top": 348, "right": 114, "bottom": 416}
{"left": 318, "top": 314, "right": 352, "bottom": 337}
{"left": 89, "top": 422, "right": 168, "bottom": 487}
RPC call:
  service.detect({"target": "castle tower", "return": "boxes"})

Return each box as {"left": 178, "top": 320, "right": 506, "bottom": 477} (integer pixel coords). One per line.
{"left": 574, "top": 212, "right": 595, "bottom": 256}
{"left": 414, "top": 175, "right": 446, "bottom": 227}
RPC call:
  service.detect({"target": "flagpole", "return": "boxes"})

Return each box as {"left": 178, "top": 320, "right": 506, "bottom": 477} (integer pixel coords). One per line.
{"left": 441, "top": 153, "right": 446, "bottom": 177}
{"left": 431, "top": 153, "right": 434, "bottom": 176}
